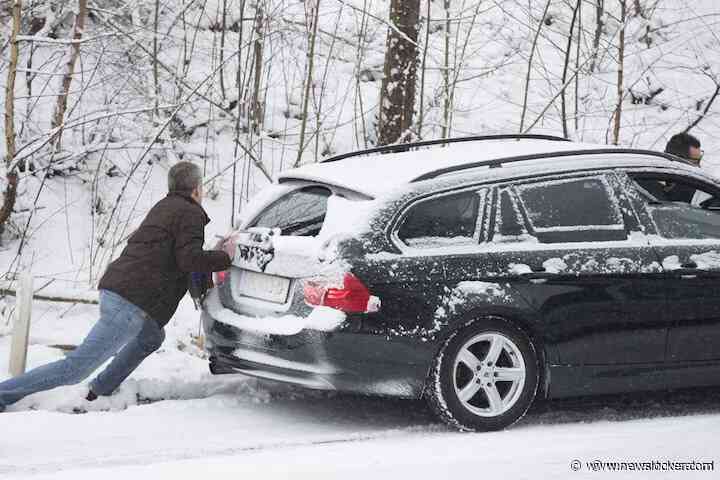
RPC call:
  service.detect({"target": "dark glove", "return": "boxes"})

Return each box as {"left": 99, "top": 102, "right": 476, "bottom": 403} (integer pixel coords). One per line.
{"left": 189, "top": 272, "right": 212, "bottom": 310}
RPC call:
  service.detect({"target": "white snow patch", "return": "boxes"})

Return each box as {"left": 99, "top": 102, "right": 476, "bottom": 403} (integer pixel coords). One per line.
{"left": 542, "top": 258, "right": 567, "bottom": 273}
{"left": 605, "top": 257, "right": 636, "bottom": 273}
{"left": 231, "top": 349, "right": 338, "bottom": 375}
{"left": 662, "top": 255, "right": 682, "bottom": 270}
{"left": 317, "top": 195, "right": 375, "bottom": 241}
{"left": 404, "top": 236, "right": 475, "bottom": 248}
{"left": 690, "top": 250, "right": 720, "bottom": 269}
{"left": 508, "top": 263, "right": 532, "bottom": 275}
{"left": 272, "top": 235, "right": 322, "bottom": 257}
{"left": 454, "top": 281, "right": 508, "bottom": 298}
{"left": 641, "top": 261, "right": 663, "bottom": 273}
{"left": 435, "top": 281, "right": 512, "bottom": 321}
{"left": 215, "top": 306, "right": 346, "bottom": 336}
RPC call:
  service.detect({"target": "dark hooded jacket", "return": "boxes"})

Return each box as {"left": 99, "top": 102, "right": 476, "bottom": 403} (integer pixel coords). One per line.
{"left": 99, "top": 191, "right": 231, "bottom": 326}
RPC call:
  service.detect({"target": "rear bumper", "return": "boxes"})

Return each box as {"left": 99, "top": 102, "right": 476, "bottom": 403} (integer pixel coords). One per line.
{"left": 202, "top": 293, "right": 434, "bottom": 399}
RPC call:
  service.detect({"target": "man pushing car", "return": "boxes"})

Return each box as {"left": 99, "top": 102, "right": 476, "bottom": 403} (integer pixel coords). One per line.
{"left": 0, "top": 162, "right": 234, "bottom": 411}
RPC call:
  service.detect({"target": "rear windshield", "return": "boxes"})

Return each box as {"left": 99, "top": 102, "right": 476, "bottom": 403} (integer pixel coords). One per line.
{"left": 250, "top": 186, "right": 332, "bottom": 236}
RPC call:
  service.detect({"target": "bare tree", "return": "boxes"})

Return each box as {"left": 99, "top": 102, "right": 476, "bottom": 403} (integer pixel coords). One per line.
{"left": 50, "top": 0, "right": 88, "bottom": 152}
{"left": 353, "top": 0, "right": 371, "bottom": 148}
{"left": 232, "top": 0, "right": 247, "bottom": 227}
{"left": 153, "top": 0, "right": 161, "bottom": 118}
{"left": 441, "top": 0, "right": 450, "bottom": 139}
{"left": 561, "top": 0, "right": 581, "bottom": 138}
{"left": 590, "top": 0, "right": 604, "bottom": 74}
{"left": 295, "top": 0, "right": 321, "bottom": 166}
{"left": 519, "top": 0, "right": 552, "bottom": 133}
{"left": 446, "top": 1, "right": 484, "bottom": 139}
{"left": 249, "top": 1, "right": 265, "bottom": 133}
{"left": 219, "top": 0, "right": 228, "bottom": 101}
{"left": 416, "top": 0, "right": 431, "bottom": 138}
{"left": 574, "top": 0, "right": 582, "bottom": 133}
{"left": 1, "top": 0, "right": 21, "bottom": 237}
{"left": 377, "top": 0, "right": 420, "bottom": 145}
{"left": 612, "top": 0, "right": 626, "bottom": 145}
{"left": 632, "top": 0, "right": 646, "bottom": 18}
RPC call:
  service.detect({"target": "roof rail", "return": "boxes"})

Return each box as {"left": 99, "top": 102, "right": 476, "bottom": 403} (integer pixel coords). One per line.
{"left": 320, "top": 134, "right": 571, "bottom": 164}
{"left": 411, "top": 149, "right": 694, "bottom": 182}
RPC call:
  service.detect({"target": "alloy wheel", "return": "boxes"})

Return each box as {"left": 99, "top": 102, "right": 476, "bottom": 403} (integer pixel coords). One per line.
{"left": 452, "top": 332, "right": 526, "bottom": 417}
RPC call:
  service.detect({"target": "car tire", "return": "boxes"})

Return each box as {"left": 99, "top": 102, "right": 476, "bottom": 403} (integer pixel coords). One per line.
{"left": 426, "top": 317, "right": 539, "bottom": 432}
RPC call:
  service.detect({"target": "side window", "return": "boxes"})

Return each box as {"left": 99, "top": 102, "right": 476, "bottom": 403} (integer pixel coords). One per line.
{"left": 397, "top": 189, "right": 484, "bottom": 249}
{"left": 628, "top": 172, "right": 720, "bottom": 239}
{"left": 514, "top": 175, "right": 627, "bottom": 243}
{"left": 647, "top": 203, "right": 720, "bottom": 240}
{"left": 631, "top": 173, "right": 720, "bottom": 208}
{"left": 492, "top": 188, "right": 529, "bottom": 242}
{"left": 251, "top": 186, "right": 332, "bottom": 236}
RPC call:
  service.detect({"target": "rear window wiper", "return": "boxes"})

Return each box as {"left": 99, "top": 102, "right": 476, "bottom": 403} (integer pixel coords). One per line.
{"left": 280, "top": 215, "right": 326, "bottom": 236}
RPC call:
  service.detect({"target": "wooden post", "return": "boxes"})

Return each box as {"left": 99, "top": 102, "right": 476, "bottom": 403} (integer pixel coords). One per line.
{"left": 9, "top": 273, "right": 33, "bottom": 377}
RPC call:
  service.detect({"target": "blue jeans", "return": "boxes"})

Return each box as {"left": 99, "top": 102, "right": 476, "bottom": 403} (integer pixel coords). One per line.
{"left": 0, "top": 289, "right": 165, "bottom": 410}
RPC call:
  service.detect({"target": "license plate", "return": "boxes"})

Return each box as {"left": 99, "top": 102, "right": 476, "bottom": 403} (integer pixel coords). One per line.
{"left": 235, "top": 270, "right": 291, "bottom": 303}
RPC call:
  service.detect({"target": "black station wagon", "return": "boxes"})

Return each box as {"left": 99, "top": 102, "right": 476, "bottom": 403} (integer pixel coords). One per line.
{"left": 202, "top": 134, "right": 720, "bottom": 431}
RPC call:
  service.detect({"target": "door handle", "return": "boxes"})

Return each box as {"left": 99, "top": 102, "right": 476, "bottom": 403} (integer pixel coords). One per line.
{"left": 519, "top": 272, "right": 551, "bottom": 279}
{"left": 518, "top": 271, "right": 554, "bottom": 284}
{"left": 675, "top": 263, "right": 700, "bottom": 279}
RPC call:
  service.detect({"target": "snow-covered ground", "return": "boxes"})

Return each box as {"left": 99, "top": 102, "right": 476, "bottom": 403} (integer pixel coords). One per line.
{"left": 1, "top": 298, "right": 719, "bottom": 479}
{"left": 3, "top": 377, "right": 720, "bottom": 479}
{"left": 2, "top": 1, "right": 720, "bottom": 477}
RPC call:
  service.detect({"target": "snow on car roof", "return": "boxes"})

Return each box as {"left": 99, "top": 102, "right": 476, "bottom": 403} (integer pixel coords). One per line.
{"left": 276, "top": 139, "right": 686, "bottom": 198}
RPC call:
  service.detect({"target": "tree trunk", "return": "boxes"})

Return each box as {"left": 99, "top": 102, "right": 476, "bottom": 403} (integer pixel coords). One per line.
{"left": 561, "top": 0, "right": 580, "bottom": 139}
{"left": 231, "top": 0, "right": 246, "bottom": 227}
{"left": 377, "top": 0, "right": 420, "bottom": 145}
{"left": 574, "top": 0, "right": 582, "bottom": 133}
{"left": 249, "top": 1, "right": 264, "bottom": 133}
{"left": 1, "top": 0, "right": 21, "bottom": 237}
{"left": 416, "top": 0, "right": 431, "bottom": 138}
{"left": 590, "top": 0, "right": 604, "bottom": 73}
{"left": 153, "top": 0, "right": 160, "bottom": 119}
{"left": 295, "top": 0, "right": 320, "bottom": 166}
{"left": 441, "top": 0, "right": 450, "bottom": 139}
{"left": 50, "top": 0, "right": 88, "bottom": 152}
{"left": 519, "top": 0, "right": 552, "bottom": 133}
{"left": 612, "top": 0, "right": 626, "bottom": 145}
{"left": 219, "top": 0, "right": 228, "bottom": 101}
{"left": 633, "top": 0, "right": 645, "bottom": 18}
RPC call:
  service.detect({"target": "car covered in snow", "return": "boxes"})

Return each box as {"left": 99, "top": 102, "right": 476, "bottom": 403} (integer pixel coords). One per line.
{"left": 202, "top": 134, "right": 720, "bottom": 431}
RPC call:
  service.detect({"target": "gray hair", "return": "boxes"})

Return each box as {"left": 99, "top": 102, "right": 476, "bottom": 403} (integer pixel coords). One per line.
{"left": 168, "top": 161, "right": 202, "bottom": 193}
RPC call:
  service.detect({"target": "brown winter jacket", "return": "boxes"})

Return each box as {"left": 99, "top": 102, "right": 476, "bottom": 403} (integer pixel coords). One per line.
{"left": 99, "top": 191, "right": 232, "bottom": 326}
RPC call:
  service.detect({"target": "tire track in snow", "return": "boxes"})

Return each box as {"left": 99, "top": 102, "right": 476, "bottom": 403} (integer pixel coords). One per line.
{"left": 0, "top": 426, "right": 444, "bottom": 477}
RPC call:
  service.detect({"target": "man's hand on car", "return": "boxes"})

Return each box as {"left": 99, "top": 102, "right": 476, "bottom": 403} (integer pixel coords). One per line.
{"left": 222, "top": 233, "right": 240, "bottom": 261}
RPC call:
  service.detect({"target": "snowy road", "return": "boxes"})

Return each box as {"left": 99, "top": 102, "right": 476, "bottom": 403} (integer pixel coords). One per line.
{"left": 2, "top": 300, "right": 719, "bottom": 479}
{"left": 3, "top": 384, "right": 720, "bottom": 480}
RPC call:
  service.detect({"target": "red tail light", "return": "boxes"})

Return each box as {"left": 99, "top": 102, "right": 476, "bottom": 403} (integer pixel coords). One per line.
{"left": 214, "top": 270, "right": 229, "bottom": 286}
{"left": 213, "top": 234, "right": 234, "bottom": 287}
{"left": 304, "top": 273, "right": 380, "bottom": 313}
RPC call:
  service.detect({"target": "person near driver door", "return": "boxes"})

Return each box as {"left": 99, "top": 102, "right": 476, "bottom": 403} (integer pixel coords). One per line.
{"left": 664, "top": 132, "right": 704, "bottom": 203}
